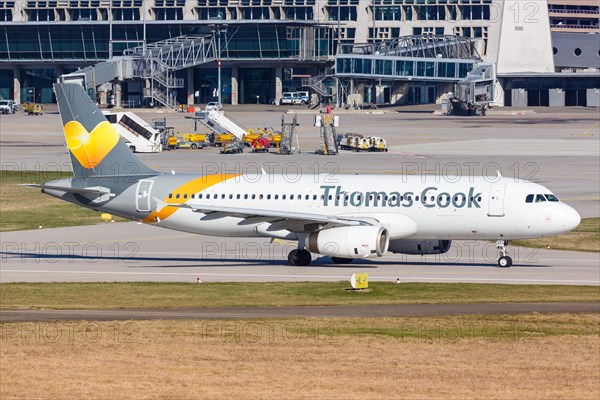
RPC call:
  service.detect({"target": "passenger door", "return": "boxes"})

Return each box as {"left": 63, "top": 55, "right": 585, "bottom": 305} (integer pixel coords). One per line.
{"left": 135, "top": 179, "right": 154, "bottom": 212}
{"left": 488, "top": 184, "right": 506, "bottom": 217}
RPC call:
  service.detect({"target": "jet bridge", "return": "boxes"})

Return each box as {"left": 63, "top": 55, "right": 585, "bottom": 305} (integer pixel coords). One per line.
{"left": 445, "top": 63, "right": 496, "bottom": 116}
{"left": 60, "top": 34, "right": 218, "bottom": 110}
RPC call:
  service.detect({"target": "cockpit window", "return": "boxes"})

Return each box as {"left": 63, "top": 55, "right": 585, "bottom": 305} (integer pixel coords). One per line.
{"left": 545, "top": 194, "right": 559, "bottom": 202}
{"left": 526, "top": 194, "right": 534, "bottom": 203}
{"left": 535, "top": 194, "right": 546, "bottom": 203}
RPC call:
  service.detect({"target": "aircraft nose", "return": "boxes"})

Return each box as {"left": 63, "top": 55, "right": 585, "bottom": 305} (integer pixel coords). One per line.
{"left": 558, "top": 204, "right": 581, "bottom": 232}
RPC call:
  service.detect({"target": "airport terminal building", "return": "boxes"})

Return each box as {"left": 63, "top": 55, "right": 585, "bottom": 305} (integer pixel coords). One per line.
{"left": 0, "top": 0, "right": 598, "bottom": 107}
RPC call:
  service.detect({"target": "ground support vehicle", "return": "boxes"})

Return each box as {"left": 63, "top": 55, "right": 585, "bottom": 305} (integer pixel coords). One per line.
{"left": 251, "top": 137, "right": 270, "bottom": 153}
{"left": 220, "top": 140, "right": 245, "bottom": 154}
{"left": 0, "top": 100, "right": 17, "bottom": 114}
{"left": 368, "top": 136, "right": 389, "bottom": 152}
{"left": 25, "top": 103, "right": 44, "bottom": 116}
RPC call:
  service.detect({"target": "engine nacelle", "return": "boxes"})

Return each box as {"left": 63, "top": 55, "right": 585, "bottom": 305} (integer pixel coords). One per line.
{"left": 307, "top": 226, "right": 389, "bottom": 259}
{"left": 388, "top": 239, "right": 452, "bottom": 255}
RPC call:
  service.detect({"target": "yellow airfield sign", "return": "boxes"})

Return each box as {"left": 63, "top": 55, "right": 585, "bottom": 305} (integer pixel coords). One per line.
{"left": 350, "top": 273, "right": 369, "bottom": 289}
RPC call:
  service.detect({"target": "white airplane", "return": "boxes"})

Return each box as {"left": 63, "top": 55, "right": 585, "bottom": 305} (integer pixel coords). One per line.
{"left": 30, "top": 84, "right": 581, "bottom": 268}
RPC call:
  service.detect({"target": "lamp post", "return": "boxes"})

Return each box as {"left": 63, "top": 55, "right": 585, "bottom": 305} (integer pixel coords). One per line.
{"left": 211, "top": 21, "right": 227, "bottom": 106}
{"left": 217, "top": 28, "right": 221, "bottom": 106}
{"left": 372, "top": 1, "right": 376, "bottom": 45}
{"left": 108, "top": 3, "right": 112, "bottom": 59}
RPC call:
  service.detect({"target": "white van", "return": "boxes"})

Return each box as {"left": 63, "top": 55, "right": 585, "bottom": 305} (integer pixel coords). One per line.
{"left": 280, "top": 92, "right": 302, "bottom": 105}
{"left": 296, "top": 91, "right": 309, "bottom": 104}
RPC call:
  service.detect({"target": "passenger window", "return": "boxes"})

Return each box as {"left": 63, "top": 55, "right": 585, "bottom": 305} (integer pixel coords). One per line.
{"left": 545, "top": 194, "right": 559, "bottom": 202}
{"left": 252, "top": 194, "right": 256, "bottom": 200}
{"left": 313, "top": 195, "right": 317, "bottom": 200}
{"left": 525, "top": 194, "right": 534, "bottom": 203}
{"left": 282, "top": 195, "right": 286, "bottom": 200}
{"left": 168, "top": 193, "right": 173, "bottom": 199}
{"left": 305, "top": 195, "right": 309, "bottom": 200}
{"left": 176, "top": 194, "right": 180, "bottom": 199}
{"left": 477, "top": 196, "right": 481, "bottom": 202}
{"left": 535, "top": 194, "right": 546, "bottom": 202}
{"left": 236, "top": 194, "right": 240, "bottom": 199}
{"left": 221, "top": 194, "right": 225, "bottom": 199}
{"left": 259, "top": 194, "right": 264, "bottom": 200}
{"left": 199, "top": 194, "right": 203, "bottom": 199}
{"left": 229, "top": 194, "right": 233, "bottom": 199}
{"left": 267, "top": 194, "right": 271, "bottom": 200}
{"left": 244, "top": 194, "right": 248, "bottom": 199}
{"left": 213, "top": 194, "right": 218, "bottom": 199}
{"left": 290, "top": 195, "right": 294, "bottom": 200}
{"left": 274, "top": 194, "right": 279, "bottom": 200}
{"left": 184, "top": 194, "right": 188, "bottom": 199}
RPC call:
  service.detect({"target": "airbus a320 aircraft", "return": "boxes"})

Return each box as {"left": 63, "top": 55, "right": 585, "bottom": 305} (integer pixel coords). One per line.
{"left": 29, "top": 84, "right": 581, "bottom": 268}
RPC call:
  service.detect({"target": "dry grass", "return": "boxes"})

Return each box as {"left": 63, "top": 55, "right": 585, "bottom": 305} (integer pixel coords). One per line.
{"left": 1, "top": 314, "right": 599, "bottom": 399}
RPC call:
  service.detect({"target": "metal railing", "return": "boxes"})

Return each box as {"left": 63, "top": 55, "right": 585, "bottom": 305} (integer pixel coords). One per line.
{"left": 124, "top": 34, "right": 218, "bottom": 109}
{"left": 302, "top": 67, "right": 335, "bottom": 98}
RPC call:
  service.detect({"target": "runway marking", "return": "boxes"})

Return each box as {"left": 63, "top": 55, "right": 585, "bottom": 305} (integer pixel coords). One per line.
{"left": 387, "top": 150, "right": 429, "bottom": 158}
{"left": 580, "top": 120, "right": 599, "bottom": 136}
{"left": 1, "top": 270, "right": 598, "bottom": 284}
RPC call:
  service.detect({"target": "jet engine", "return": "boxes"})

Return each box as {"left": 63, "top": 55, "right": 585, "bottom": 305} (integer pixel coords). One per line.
{"left": 388, "top": 239, "right": 452, "bottom": 255}
{"left": 307, "top": 226, "right": 389, "bottom": 258}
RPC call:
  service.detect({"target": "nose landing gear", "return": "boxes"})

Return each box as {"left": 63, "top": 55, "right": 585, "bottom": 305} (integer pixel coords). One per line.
{"left": 496, "top": 240, "right": 513, "bottom": 268}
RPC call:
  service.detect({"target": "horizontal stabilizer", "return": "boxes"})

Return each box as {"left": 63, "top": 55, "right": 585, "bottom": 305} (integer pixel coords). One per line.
{"left": 20, "top": 184, "right": 111, "bottom": 195}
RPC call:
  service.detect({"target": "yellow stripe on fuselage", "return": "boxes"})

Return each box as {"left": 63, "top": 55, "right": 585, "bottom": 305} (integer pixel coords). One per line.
{"left": 142, "top": 174, "right": 239, "bottom": 223}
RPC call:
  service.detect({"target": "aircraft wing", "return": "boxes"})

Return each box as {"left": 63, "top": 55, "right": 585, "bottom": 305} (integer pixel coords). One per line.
{"left": 166, "top": 203, "right": 375, "bottom": 231}
{"left": 20, "top": 184, "right": 111, "bottom": 195}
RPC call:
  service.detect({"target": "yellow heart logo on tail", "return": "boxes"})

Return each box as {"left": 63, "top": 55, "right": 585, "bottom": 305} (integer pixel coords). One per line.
{"left": 64, "top": 120, "right": 120, "bottom": 168}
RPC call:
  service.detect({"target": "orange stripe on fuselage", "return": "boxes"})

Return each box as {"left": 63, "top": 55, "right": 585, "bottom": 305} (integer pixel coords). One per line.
{"left": 142, "top": 174, "right": 239, "bottom": 223}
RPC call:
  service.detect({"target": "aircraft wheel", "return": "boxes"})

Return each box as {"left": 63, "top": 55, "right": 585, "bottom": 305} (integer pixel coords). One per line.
{"left": 331, "top": 257, "right": 353, "bottom": 264}
{"left": 498, "top": 256, "right": 513, "bottom": 268}
{"left": 191, "top": 143, "right": 198, "bottom": 149}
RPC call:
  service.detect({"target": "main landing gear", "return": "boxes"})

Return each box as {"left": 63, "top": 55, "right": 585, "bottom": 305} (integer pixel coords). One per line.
{"left": 496, "top": 240, "right": 513, "bottom": 268}
{"left": 288, "top": 249, "right": 312, "bottom": 266}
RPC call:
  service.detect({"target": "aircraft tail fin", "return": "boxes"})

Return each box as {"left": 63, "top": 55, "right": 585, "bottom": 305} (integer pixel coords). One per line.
{"left": 54, "top": 83, "right": 157, "bottom": 179}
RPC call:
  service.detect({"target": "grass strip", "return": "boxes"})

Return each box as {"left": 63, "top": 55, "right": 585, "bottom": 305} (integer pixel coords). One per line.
{"left": 1, "top": 282, "right": 599, "bottom": 310}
